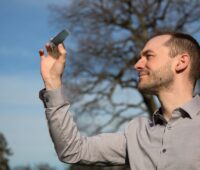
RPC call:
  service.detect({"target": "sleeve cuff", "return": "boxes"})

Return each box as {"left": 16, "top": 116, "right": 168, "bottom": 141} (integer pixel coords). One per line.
{"left": 39, "top": 86, "right": 67, "bottom": 108}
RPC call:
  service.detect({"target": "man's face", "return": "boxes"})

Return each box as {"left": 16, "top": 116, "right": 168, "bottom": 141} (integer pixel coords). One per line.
{"left": 134, "top": 35, "right": 175, "bottom": 94}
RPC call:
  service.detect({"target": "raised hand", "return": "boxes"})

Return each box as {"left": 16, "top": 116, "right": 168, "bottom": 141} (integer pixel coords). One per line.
{"left": 39, "top": 43, "right": 66, "bottom": 90}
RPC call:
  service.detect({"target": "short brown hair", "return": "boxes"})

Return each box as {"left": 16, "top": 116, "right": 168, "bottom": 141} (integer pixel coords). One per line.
{"left": 151, "top": 31, "right": 200, "bottom": 85}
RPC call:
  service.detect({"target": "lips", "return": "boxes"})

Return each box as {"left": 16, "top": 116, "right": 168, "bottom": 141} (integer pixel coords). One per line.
{"left": 139, "top": 71, "right": 149, "bottom": 77}
{"left": 139, "top": 73, "right": 148, "bottom": 77}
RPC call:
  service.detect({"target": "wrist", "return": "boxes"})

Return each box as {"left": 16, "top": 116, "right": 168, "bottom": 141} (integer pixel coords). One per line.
{"left": 44, "top": 78, "right": 62, "bottom": 90}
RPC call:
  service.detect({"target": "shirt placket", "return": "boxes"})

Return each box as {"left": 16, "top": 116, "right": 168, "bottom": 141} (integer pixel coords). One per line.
{"left": 157, "top": 111, "right": 181, "bottom": 170}
{"left": 156, "top": 120, "right": 173, "bottom": 170}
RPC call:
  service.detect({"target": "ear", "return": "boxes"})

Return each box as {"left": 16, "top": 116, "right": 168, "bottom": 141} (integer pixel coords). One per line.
{"left": 175, "top": 53, "right": 190, "bottom": 73}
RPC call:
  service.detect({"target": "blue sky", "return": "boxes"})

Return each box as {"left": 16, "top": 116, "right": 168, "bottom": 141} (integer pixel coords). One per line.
{"left": 0, "top": 0, "right": 70, "bottom": 169}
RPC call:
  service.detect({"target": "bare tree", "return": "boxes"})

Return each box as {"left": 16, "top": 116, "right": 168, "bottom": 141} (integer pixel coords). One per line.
{"left": 35, "top": 164, "right": 57, "bottom": 170}
{"left": 0, "top": 133, "right": 12, "bottom": 170}
{"left": 13, "top": 163, "right": 57, "bottom": 170}
{"left": 48, "top": 0, "right": 200, "bottom": 168}
{"left": 48, "top": 0, "right": 200, "bottom": 134}
{"left": 13, "top": 166, "right": 32, "bottom": 170}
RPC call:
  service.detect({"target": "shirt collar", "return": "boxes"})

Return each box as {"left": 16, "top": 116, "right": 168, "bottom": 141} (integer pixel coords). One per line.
{"left": 152, "top": 95, "right": 200, "bottom": 125}
{"left": 152, "top": 108, "right": 167, "bottom": 125}
{"left": 180, "top": 94, "right": 200, "bottom": 119}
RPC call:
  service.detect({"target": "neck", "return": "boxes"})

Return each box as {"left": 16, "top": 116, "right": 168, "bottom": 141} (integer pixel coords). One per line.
{"left": 156, "top": 81, "right": 193, "bottom": 121}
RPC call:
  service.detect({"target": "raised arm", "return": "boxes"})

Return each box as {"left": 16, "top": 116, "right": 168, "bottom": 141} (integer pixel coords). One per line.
{"left": 39, "top": 43, "right": 128, "bottom": 166}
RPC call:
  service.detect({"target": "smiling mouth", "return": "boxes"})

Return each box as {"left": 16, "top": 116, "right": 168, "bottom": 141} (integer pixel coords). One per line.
{"left": 139, "top": 71, "right": 149, "bottom": 77}
{"left": 138, "top": 75, "right": 148, "bottom": 81}
{"left": 139, "top": 73, "right": 148, "bottom": 77}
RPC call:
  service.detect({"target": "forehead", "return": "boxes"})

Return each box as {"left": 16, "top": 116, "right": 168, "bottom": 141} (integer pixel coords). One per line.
{"left": 142, "top": 35, "right": 171, "bottom": 52}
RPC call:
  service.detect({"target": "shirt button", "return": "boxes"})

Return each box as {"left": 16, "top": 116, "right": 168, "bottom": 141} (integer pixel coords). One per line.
{"left": 162, "top": 149, "right": 167, "bottom": 153}
{"left": 167, "top": 126, "right": 172, "bottom": 130}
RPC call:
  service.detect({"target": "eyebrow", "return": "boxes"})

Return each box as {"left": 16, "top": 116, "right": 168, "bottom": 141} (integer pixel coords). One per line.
{"left": 141, "top": 49, "right": 155, "bottom": 56}
{"left": 138, "top": 49, "right": 155, "bottom": 59}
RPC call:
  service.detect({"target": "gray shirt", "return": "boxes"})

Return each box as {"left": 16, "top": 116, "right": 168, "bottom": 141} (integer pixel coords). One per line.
{"left": 40, "top": 86, "right": 200, "bottom": 170}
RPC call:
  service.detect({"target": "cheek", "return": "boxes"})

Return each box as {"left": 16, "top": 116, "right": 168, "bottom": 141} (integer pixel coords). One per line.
{"left": 144, "top": 63, "right": 156, "bottom": 73}
{"left": 145, "top": 59, "right": 158, "bottom": 69}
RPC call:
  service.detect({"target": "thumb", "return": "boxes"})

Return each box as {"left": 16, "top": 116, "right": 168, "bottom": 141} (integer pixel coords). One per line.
{"left": 57, "top": 44, "right": 67, "bottom": 62}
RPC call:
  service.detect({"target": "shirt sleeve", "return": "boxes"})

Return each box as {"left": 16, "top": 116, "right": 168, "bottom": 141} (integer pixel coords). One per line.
{"left": 39, "top": 86, "right": 128, "bottom": 166}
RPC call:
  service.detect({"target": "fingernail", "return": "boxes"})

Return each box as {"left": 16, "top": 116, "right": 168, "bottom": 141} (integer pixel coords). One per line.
{"left": 39, "top": 49, "right": 44, "bottom": 56}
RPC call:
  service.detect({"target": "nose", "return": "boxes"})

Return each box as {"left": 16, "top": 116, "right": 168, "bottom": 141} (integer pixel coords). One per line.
{"left": 134, "top": 57, "right": 146, "bottom": 71}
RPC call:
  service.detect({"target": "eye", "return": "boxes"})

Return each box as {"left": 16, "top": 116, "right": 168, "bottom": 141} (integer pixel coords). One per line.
{"left": 146, "top": 54, "right": 153, "bottom": 59}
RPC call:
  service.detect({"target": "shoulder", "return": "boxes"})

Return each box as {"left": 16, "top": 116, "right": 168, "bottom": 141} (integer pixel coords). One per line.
{"left": 125, "top": 116, "right": 151, "bottom": 133}
{"left": 128, "top": 116, "right": 150, "bottom": 126}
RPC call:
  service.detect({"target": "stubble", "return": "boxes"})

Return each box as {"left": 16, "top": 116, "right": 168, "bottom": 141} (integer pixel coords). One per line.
{"left": 137, "top": 62, "right": 174, "bottom": 94}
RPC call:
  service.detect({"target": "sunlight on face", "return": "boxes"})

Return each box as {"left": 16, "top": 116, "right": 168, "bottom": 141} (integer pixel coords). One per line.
{"left": 136, "top": 35, "right": 175, "bottom": 94}
{"left": 137, "top": 60, "right": 174, "bottom": 94}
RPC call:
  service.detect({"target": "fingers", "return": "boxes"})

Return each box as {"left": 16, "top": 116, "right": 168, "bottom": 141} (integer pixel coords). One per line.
{"left": 45, "top": 43, "right": 53, "bottom": 54}
{"left": 39, "top": 43, "right": 52, "bottom": 59}
{"left": 39, "top": 49, "right": 45, "bottom": 60}
{"left": 39, "top": 43, "right": 67, "bottom": 62}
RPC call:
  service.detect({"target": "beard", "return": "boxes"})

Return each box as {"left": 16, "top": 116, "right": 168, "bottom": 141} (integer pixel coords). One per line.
{"left": 137, "top": 62, "right": 174, "bottom": 94}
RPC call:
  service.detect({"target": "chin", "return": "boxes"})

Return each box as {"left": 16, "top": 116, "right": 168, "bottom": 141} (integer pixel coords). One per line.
{"left": 137, "top": 84, "right": 158, "bottom": 95}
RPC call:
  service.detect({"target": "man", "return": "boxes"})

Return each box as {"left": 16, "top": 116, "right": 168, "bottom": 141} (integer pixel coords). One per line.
{"left": 39, "top": 32, "right": 200, "bottom": 170}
